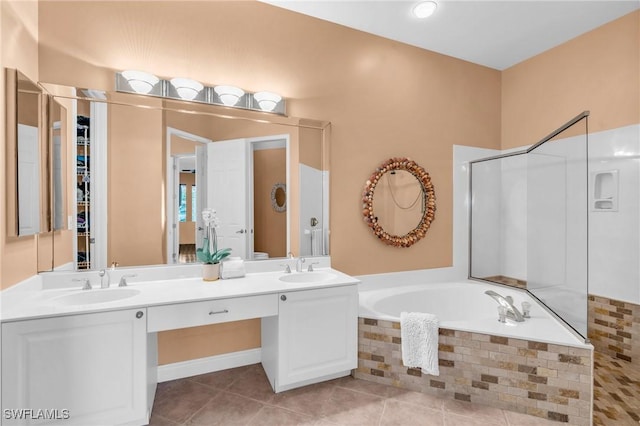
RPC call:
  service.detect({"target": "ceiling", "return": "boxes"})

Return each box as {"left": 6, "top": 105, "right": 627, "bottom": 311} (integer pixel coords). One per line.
{"left": 260, "top": 0, "right": 640, "bottom": 70}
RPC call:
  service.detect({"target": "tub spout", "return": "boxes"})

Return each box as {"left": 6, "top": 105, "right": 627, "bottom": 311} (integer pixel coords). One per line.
{"left": 484, "top": 290, "right": 525, "bottom": 322}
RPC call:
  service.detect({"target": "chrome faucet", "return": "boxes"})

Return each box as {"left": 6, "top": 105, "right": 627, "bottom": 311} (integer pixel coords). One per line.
{"left": 296, "top": 256, "right": 306, "bottom": 272}
{"left": 286, "top": 252, "right": 306, "bottom": 272}
{"left": 73, "top": 278, "right": 92, "bottom": 290}
{"left": 485, "top": 290, "right": 525, "bottom": 322}
{"left": 98, "top": 269, "right": 110, "bottom": 289}
{"left": 119, "top": 274, "right": 137, "bottom": 287}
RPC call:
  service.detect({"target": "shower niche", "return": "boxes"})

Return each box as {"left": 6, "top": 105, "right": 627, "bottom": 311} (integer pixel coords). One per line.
{"left": 592, "top": 170, "right": 619, "bottom": 211}
{"left": 469, "top": 112, "right": 590, "bottom": 340}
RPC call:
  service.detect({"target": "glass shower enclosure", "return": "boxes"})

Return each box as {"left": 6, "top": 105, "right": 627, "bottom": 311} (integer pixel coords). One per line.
{"left": 469, "top": 112, "right": 590, "bottom": 340}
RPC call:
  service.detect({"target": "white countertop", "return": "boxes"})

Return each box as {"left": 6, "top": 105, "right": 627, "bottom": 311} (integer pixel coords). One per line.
{"left": 1, "top": 267, "right": 359, "bottom": 323}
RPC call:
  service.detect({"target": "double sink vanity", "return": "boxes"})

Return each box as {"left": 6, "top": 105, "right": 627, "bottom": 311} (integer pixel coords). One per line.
{"left": 1, "top": 258, "right": 359, "bottom": 425}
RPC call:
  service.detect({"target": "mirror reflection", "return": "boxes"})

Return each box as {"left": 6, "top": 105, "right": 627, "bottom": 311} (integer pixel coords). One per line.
{"left": 50, "top": 98, "right": 68, "bottom": 232}
{"left": 271, "top": 183, "right": 286, "bottom": 213}
{"left": 8, "top": 70, "right": 46, "bottom": 237}
{"left": 45, "top": 89, "right": 329, "bottom": 271}
{"left": 372, "top": 170, "right": 424, "bottom": 236}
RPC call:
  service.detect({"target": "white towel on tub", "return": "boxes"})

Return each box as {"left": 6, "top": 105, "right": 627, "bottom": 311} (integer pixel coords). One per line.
{"left": 400, "top": 311, "right": 439, "bottom": 376}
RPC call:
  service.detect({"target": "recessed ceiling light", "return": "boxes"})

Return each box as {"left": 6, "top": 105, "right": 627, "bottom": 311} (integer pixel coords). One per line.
{"left": 413, "top": 1, "right": 438, "bottom": 19}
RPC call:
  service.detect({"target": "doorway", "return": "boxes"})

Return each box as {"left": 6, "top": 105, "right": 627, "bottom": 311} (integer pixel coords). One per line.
{"left": 166, "top": 127, "right": 211, "bottom": 264}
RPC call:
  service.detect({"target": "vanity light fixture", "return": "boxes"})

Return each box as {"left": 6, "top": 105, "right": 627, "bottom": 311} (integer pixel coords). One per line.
{"left": 81, "top": 89, "right": 107, "bottom": 100}
{"left": 121, "top": 70, "right": 159, "bottom": 94}
{"left": 253, "top": 91, "right": 282, "bottom": 112}
{"left": 412, "top": 1, "right": 438, "bottom": 19}
{"left": 213, "top": 85, "right": 245, "bottom": 106}
{"left": 115, "top": 71, "right": 285, "bottom": 115}
{"left": 170, "top": 78, "right": 204, "bottom": 100}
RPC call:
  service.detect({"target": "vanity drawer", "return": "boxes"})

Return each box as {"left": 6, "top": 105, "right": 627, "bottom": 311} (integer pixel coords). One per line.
{"left": 147, "top": 294, "right": 278, "bottom": 332}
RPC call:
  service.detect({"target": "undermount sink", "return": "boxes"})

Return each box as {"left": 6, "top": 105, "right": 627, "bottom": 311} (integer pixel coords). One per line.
{"left": 278, "top": 271, "right": 337, "bottom": 283}
{"left": 52, "top": 288, "right": 140, "bottom": 306}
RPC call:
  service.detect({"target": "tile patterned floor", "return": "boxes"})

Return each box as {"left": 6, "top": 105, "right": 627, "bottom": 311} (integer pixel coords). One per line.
{"left": 593, "top": 351, "right": 640, "bottom": 426}
{"left": 178, "top": 244, "right": 196, "bottom": 264}
{"left": 149, "top": 364, "right": 560, "bottom": 425}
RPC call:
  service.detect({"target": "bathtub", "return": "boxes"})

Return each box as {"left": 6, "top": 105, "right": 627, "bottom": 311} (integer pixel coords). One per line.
{"left": 359, "top": 280, "right": 586, "bottom": 348}
{"left": 356, "top": 279, "right": 593, "bottom": 424}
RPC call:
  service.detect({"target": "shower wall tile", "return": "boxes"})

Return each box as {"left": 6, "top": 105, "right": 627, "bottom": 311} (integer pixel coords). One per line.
{"left": 355, "top": 317, "right": 592, "bottom": 425}
{"left": 588, "top": 294, "right": 640, "bottom": 362}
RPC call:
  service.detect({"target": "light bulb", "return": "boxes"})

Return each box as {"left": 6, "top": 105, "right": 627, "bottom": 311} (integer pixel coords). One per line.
{"left": 170, "top": 78, "right": 204, "bottom": 100}
{"left": 253, "top": 91, "right": 282, "bottom": 112}
{"left": 214, "top": 85, "right": 245, "bottom": 106}
{"left": 121, "top": 70, "right": 159, "bottom": 94}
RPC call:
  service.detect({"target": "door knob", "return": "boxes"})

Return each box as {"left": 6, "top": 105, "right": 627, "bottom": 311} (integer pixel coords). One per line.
{"left": 236, "top": 229, "right": 246, "bottom": 234}
{"left": 281, "top": 295, "right": 287, "bottom": 301}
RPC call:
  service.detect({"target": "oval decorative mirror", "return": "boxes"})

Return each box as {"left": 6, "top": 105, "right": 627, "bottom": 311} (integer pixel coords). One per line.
{"left": 271, "top": 182, "right": 286, "bottom": 212}
{"left": 362, "top": 157, "right": 436, "bottom": 247}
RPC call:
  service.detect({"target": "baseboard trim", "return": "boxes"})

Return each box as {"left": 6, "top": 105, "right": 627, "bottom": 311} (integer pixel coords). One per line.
{"left": 157, "top": 348, "right": 262, "bottom": 383}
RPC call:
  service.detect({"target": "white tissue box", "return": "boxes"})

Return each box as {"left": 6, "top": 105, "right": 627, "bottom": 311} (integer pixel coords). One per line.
{"left": 220, "top": 257, "right": 245, "bottom": 279}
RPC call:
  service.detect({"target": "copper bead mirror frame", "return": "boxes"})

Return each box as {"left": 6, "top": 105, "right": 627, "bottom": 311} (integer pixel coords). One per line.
{"left": 362, "top": 157, "right": 436, "bottom": 247}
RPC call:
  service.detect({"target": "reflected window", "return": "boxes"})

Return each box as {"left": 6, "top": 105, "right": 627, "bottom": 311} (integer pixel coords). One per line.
{"left": 179, "top": 184, "right": 186, "bottom": 222}
{"left": 191, "top": 185, "right": 197, "bottom": 222}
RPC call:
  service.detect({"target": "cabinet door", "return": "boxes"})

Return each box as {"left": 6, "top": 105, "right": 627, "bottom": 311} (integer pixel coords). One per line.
{"left": 2, "top": 309, "right": 147, "bottom": 425}
{"left": 278, "top": 285, "right": 357, "bottom": 389}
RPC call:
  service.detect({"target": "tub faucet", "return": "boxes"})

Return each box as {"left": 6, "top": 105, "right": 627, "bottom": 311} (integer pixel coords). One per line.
{"left": 484, "top": 290, "right": 525, "bottom": 322}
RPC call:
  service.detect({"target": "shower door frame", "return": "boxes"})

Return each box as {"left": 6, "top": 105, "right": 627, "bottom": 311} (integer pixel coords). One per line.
{"left": 468, "top": 110, "right": 590, "bottom": 343}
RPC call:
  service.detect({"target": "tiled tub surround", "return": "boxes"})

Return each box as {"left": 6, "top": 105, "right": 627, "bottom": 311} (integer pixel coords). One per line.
{"left": 588, "top": 294, "right": 640, "bottom": 425}
{"left": 356, "top": 281, "right": 593, "bottom": 425}
{"left": 355, "top": 318, "right": 593, "bottom": 425}
{"left": 588, "top": 294, "right": 640, "bottom": 363}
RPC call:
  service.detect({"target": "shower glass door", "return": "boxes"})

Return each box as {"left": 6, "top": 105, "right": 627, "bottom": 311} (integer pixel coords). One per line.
{"left": 527, "top": 115, "right": 589, "bottom": 338}
{"left": 470, "top": 113, "right": 589, "bottom": 340}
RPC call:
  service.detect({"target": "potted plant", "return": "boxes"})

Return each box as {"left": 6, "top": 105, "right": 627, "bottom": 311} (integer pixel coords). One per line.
{"left": 197, "top": 208, "right": 231, "bottom": 281}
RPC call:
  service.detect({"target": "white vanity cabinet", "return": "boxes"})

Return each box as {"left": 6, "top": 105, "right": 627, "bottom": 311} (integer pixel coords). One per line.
{"left": 1, "top": 308, "right": 153, "bottom": 426}
{"left": 261, "top": 284, "right": 358, "bottom": 393}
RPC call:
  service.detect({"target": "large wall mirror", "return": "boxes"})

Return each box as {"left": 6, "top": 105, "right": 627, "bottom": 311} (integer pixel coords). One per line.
{"left": 39, "top": 83, "right": 330, "bottom": 271}
{"left": 6, "top": 69, "right": 47, "bottom": 237}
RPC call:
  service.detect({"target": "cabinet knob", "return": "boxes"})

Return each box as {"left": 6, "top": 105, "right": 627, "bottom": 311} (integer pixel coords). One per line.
{"left": 136, "top": 311, "right": 144, "bottom": 319}
{"left": 281, "top": 295, "right": 287, "bottom": 301}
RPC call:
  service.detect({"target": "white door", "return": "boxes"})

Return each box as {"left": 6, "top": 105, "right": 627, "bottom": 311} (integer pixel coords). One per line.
{"left": 207, "top": 139, "right": 249, "bottom": 259}
{"left": 195, "top": 145, "right": 208, "bottom": 250}
{"left": 17, "top": 124, "right": 40, "bottom": 235}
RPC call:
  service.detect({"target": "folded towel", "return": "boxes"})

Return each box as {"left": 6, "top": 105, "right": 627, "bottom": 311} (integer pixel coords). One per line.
{"left": 400, "top": 312, "right": 439, "bottom": 376}
{"left": 311, "top": 228, "right": 323, "bottom": 256}
{"left": 220, "top": 257, "right": 245, "bottom": 279}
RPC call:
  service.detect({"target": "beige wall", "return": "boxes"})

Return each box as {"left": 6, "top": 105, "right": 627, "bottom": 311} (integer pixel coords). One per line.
{"left": 158, "top": 319, "right": 261, "bottom": 365}
{"left": 1, "top": 0, "right": 39, "bottom": 289}
{"left": 254, "top": 148, "right": 286, "bottom": 258}
{"left": 108, "top": 101, "right": 165, "bottom": 267}
{"left": 502, "top": 10, "right": 640, "bottom": 149}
